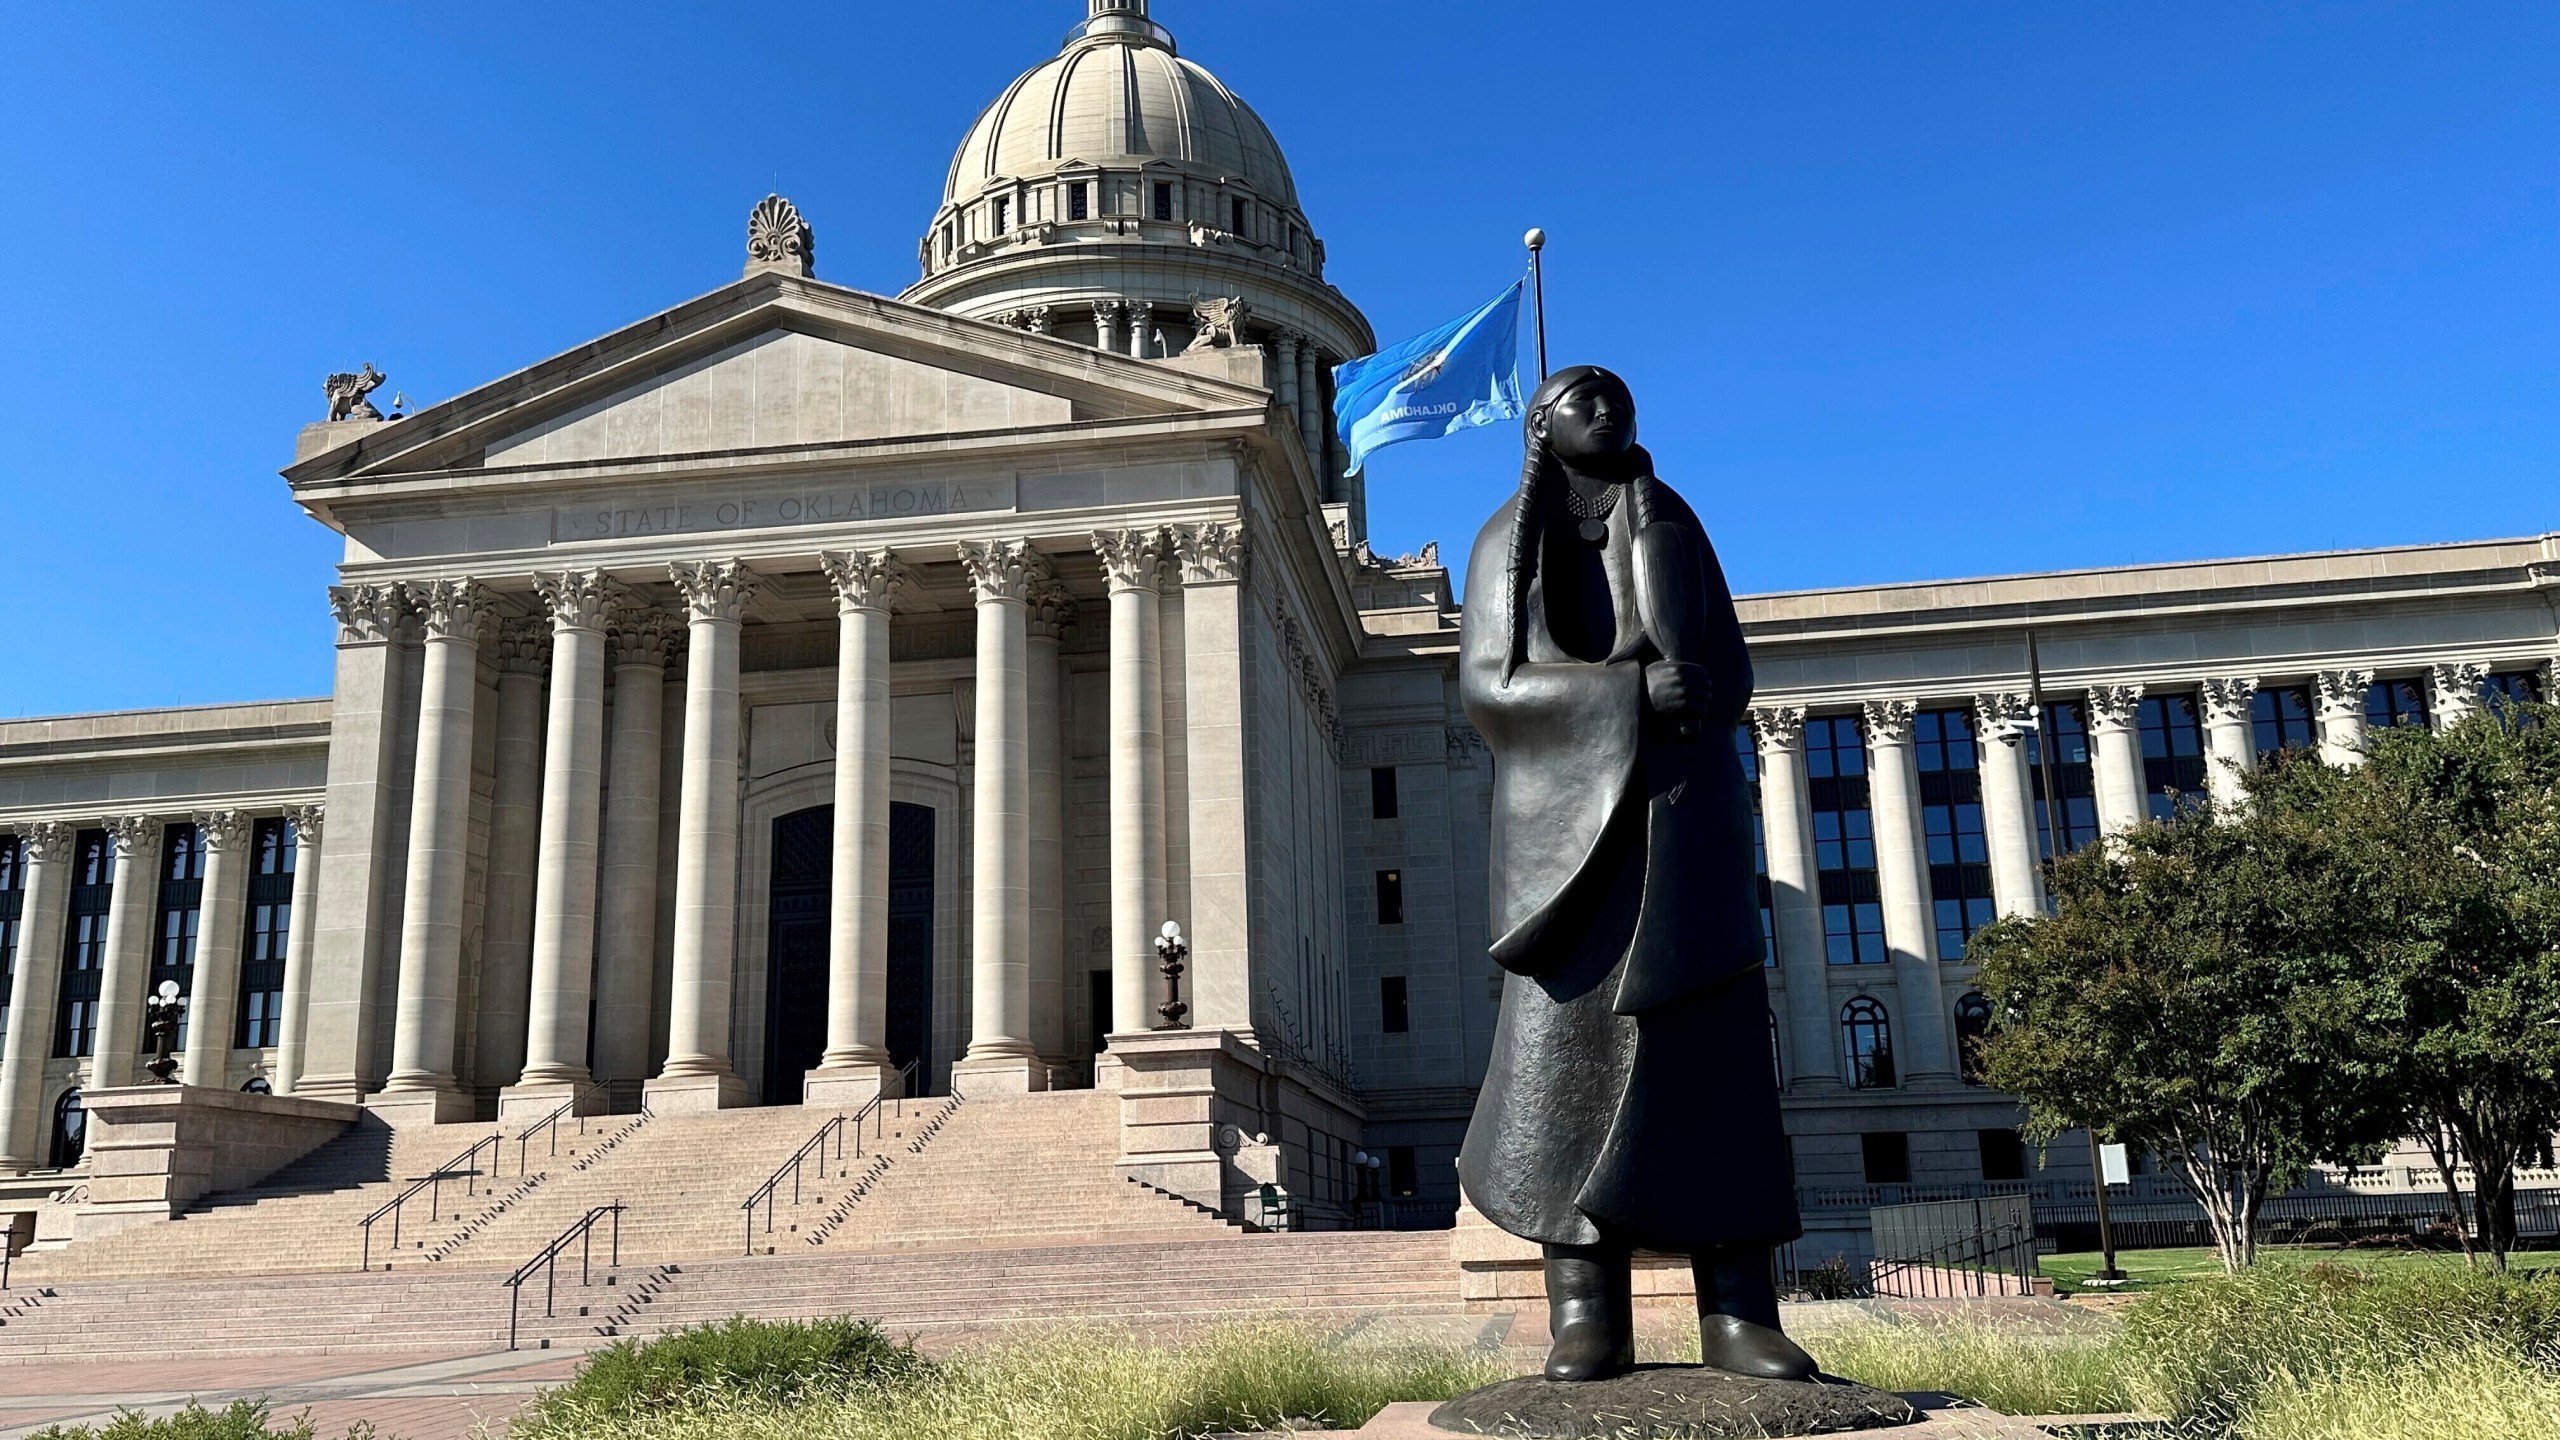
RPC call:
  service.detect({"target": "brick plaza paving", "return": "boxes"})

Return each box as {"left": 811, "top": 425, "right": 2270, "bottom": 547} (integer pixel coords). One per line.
{"left": 0, "top": 1348, "right": 586, "bottom": 1440}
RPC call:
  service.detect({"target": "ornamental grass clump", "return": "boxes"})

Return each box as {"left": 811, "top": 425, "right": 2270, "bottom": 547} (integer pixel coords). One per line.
{"left": 1792, "top": 1312, "right": 2132, "bottom": 1419}
{"left": 526, "top": 1315, "right": 933, "bottom": 1419}
{"left": 2120, "top": 1262, "right": 2560, "bottom": 1436}
{"left": 26, "top": 1402, "right": 370, "bottom": 1440}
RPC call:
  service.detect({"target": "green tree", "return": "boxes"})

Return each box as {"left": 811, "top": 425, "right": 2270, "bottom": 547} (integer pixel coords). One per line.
{"left": 1969, "top": 788, "right": 2386, "bottom": 1273}
{"left": 2321, "top": 703, "right": 2560, "bottom": 1269}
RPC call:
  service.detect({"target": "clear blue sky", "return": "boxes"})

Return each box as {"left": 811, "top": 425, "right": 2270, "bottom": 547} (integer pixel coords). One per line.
{"left": 2, "top": 2, "right": 2552, "bottom": 716}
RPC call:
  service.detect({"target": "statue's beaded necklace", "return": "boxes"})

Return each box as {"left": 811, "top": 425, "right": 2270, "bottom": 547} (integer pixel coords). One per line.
{"left": 1560, "top": 475, "right": 1620, "bottom": 543}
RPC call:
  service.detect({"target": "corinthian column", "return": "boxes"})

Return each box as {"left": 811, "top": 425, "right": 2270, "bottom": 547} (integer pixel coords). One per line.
{"left": 952, "top": 539, "right": 1045, "bottom": 1095}
{"left": 1028, "top": 572, "right": 1076, "bottom": 1068}
{"left": 473, "top": 621, "right": 546, "bottom": 1093}
{"left": 88, "top": 814, "right": 164, "bottom": 1090}
{"left": 1750, "top": 707, "right": 1833, "bottom": 1089}
{"left": 592, "top": 611, "right": 675, "bottom": 1104}
{"left": 273, "top": 806, "right": 324, "bottom": 1095}
{"left": 2086, "top": 685, "right": 2148, "bottom": 834}
{"left": 1295, "top": 341, "right": 1327, "bottom": 468}
{"left": 2199, "top": 678, "right": 2260, "bottom": 812}
{"left": 1093, "top": 527, "right": 1169, "bottom": 1046}
{"left": 809, "top": 549, "right": 908, "bottom": 1106}
{"left": 2316, "top": 669, "right": 2373, "bottom": 768}
{"left": 1174, "top": 522, "right": 1251, "bottom": 1030}
{"left": 378, "top": 579, "right": 490, "bottom": 1120}
{"left": 504, "top": 572, "right": 616, "bottom": 1118}
{"left": 181, "top": 811, "right": 250, "bottom": 1088}
{"left": 1127, "top": 301, "right": 1154, "bottom": 359}
{"left": 0, "top": 823, "right": 73, "bottom": 1172}
{"left": 1972, "top": 694, "right": 2043, "bottom": 917}
{"left": 301, "top": 584, "right": 415, "bottom": 1102}
{"left": 2432, "top": 662, "right": 2489, "bottom": 728}
{"left": 1863, "top": 701, "right": 1953, "bottom": 1085}
{"left": 1093, "top": 300, "right": 1122, "bottom": 355}
{"left": 1271, "top": 333, "right": 1304, "bottom": 443}
{"left": 646, "top": 560, "right": 759, "bottom": 1113}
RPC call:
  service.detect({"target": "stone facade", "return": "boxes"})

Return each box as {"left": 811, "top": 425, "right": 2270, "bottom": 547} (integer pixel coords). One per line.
{"left": 2, "top": 1, "right": 2556, "bottom": 1255}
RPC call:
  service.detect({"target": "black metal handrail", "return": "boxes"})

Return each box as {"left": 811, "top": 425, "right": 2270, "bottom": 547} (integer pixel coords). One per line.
{"left": 513, "top": 1083, "right": 611, "bottom": 1175}
{"left": 742, "top": 1114, "right": 852, "bottom": 1256}
{"left": 1868, "top": 1220, "right": 2040, "bottom": 1299}
{"left": 504, "top": 1202, "right": 623, "bottom": 1351}
{"left": 357, "top": 1131, "right": 500, "bottom": 1272}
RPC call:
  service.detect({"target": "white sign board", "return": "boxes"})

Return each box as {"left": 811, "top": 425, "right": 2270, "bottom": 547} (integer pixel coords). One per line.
{"left": 2100, "top": 1142, "right": 2132, "bottom": 1186}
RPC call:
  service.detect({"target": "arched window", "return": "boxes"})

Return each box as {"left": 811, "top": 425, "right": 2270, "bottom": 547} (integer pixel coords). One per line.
{"left": 48, "top": 1088, "right": 84, "bottom": 1169}
{"left": 1842, "top": 999, "right": 1895, "bottom": 1090}
{"left": 241, "top": 1076, "right": 272, "bottom": 1094}
{"left": 1955, "top": 992, "right": 1996, "bottom": 1086}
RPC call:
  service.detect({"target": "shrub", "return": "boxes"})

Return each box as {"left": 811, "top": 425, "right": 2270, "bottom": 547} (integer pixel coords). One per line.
{"left": 536, "top": 1315, "right": 933, "bottom": 1416}
{"left": 26, "top": 1402, "right": 370, "bottom": 1440}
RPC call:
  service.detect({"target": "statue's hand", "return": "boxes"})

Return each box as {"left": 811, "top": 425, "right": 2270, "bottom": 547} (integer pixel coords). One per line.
{"left": 1644, "top": 660, "right": 1709, "bottom": 718}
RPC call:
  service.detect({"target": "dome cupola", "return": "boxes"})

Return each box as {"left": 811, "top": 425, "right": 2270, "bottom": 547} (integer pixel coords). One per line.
{"left": 902, "top": 1, "right": 1375, "bottom": 494}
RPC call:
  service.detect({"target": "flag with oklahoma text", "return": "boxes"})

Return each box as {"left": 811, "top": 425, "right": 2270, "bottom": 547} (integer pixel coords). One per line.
{"left": 1332, "top": 282, "right": 1525, "bottom": 476}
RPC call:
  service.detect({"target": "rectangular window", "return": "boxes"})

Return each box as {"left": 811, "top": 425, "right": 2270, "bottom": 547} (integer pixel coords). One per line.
{"left": 1979, "top": 1128, "right": 2029, "bottom": 1182}
{"left": 1375, "top": 870, "right": 1404, "bottom": 927}
{"left": 991, "top": 197, "right": 1010, "bottom": 236}
{"left": 1370, "top": 766, "right": 1399, "bottom": 821}
{"left": 2485, "top": 670, "right": 2544, "bottom": 709}
{"left": 2138, "top": 694, "right": 2208, "bottom": 821}
{"left": 1388, "top": 1145, "right": 1419, "bottom": 1197}
{"left": 1151, "top": 182, "right": 1174, "bottom": 222}
{"left": 0, "top": 834, "right": 21, "bottom": 1037}
{"left": 56, "top": 829, "right": 111, "bottom": 1058}
{"left": 150, "top": 822, "right": 204, "bottom": 1050}
{"left": 2251, "top": 685, "right": 2318, "bottom": 755}
{"left": 1379, "top": 976, "right": 1409, "bottom": 1034}
{"left": 1860, "top": 1131, "right": 1911, "bottom": 1185}
{"left": 1735, "top": 726, "right": 1775, "bottom": 963}
{"left": 237, "top": 817, "right": 296, "bottom": 1049}
{"left": 1915, "top": 710, "right": 1996, "bottom": 958}
{"left": 1068, "top": 182, "right": 1090, "bottom": 221}
{"left": 1231, "top": 196, "right": 1250, "bottom": 236}
{"left": 1088, "top": 969, "right": 1112, "bottom": 1055}
{"left": 2026, "top": 700, "right": 2100, "bottom": 858}
{"left": 1805, "top": 716, "right": 1885, "bottom": 965}
{"left": 2366, "top": 677, "right": 2430, "bottom": 731}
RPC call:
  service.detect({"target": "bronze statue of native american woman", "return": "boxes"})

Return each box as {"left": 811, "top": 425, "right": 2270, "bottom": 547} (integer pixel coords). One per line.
{"left": 1456, "top": 365, "right": 1815, "bottom": 1383}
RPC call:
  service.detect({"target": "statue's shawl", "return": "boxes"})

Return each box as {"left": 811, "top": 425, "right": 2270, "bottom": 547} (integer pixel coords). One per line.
{"left": 1460, "top": 493, "right": 1644, "bottom": 969}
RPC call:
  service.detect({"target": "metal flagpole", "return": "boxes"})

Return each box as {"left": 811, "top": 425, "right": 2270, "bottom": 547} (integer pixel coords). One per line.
{"left": 1525, "top": 228, "right": 1550, "bottom": 380}
{"left": 2027, "top": 625, "right": 2125, "bottom": 1285}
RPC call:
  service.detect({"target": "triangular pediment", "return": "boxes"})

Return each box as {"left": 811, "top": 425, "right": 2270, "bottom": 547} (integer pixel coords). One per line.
{"left": 286, "top": 272, "right": 1272, "bottom": 491}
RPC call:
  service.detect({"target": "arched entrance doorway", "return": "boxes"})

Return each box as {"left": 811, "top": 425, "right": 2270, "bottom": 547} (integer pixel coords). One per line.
{"left": 762, "top": 803, "right": 936, "bottom": 1103}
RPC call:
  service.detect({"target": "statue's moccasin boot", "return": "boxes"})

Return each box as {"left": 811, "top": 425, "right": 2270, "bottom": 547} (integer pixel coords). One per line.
{"left": 1544, "top": 1296, "right": 1636, "bottom": 1382}
{"left": 1697, "top": 1314, "right": 1819, "bottom": 1382}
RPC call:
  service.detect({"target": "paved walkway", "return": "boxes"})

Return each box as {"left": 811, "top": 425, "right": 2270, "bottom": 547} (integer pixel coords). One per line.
{"left": 0, "top": 1348, "right": 587, "bottom": 1440}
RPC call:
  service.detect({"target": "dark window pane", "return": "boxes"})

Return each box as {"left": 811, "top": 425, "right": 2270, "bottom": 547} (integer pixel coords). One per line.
{"left": 1370, "top": 767, "right": 1399, "bottom": 821}
{"left": 1380, "top": 976, "right": 1409, "bottom": 1034}
{"left": 1861, "top": 1130, "right": 1910, "bottom": 1184}
{"left": 1376, "top": 870, "right": 1403, "bottom": 927}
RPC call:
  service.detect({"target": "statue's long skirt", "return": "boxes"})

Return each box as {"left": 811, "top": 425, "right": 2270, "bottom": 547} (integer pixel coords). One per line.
{"left": 1458, "top": 804, "right": 1802, "bottom": 1253}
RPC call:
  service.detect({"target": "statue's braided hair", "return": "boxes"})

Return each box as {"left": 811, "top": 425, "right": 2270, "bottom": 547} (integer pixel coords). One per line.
{"left": 1500, "top": 365, "right": 1640, "bottom": 683}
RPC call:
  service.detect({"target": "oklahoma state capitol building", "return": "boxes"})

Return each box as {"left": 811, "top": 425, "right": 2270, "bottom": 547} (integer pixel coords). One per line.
{"left": 3, "top": 0, "right": 2556, "bottom": 1247}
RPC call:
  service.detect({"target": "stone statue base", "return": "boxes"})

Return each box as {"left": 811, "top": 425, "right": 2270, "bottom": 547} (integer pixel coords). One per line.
{"left": 1429, "top": 1367, "right": 1917, "bottom": 1437}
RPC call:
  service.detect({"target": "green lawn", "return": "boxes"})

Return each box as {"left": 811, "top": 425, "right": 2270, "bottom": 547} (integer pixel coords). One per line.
{"left": 2042, "top": 1245, "right": 2560, "bottom": 1295}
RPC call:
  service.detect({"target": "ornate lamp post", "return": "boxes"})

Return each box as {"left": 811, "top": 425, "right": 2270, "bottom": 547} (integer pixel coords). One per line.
{"left": 143, "top": 980, "right": 187, "bottom": 1085}
{"left": 1152, "top": 920, "right": 1190, "bottom": 1031}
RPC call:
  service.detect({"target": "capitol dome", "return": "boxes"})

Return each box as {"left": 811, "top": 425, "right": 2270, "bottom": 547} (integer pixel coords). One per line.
{"left": 902, "top": 0, "right": 1375, "bottom": 498}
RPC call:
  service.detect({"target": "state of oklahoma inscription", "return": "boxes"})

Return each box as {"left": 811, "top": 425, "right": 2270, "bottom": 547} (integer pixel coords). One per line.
{"left": 553, "top": 475, "right": 1018, "bottom": 542}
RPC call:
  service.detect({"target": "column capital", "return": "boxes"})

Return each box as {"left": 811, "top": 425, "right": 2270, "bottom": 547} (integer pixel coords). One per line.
{"left": 1749, "top": 705, "right": 1806, "bottom": 753}
{"left": 1446, "top": 723, "right": 1489, "bottom": 766}
{"left": 403, "top": 579, "right": 494, "bottom": 642}
{"left": 1092, "top": 527, "right": 1170, "bottom": 593}
{"left": 103, "top": 813, "right": 159, "bottom": 855}
{"left": 192, "top": 809, "right": 249, "bottom": 853}
{"left": 1022, "top": 304, "right": 1053, "bottom": 335}
{"left": 2315, "top": 668, "right": 2373, "bottom": 719}
{"left": 2085, "top": 684, "right": 2145, "bottom": 730}
{"left": 1973, "top": 692, "right": 2035, "bottom": 746}
{"left": 957, "top": 539, "right": 1041, "bottom": 604}
{"left": 287, "top": 804, "right": 326, "bottom": 846}
{"left": 669, "top": 560, "right": 761, "bottom": 623}
{"left": 19, "top": 819, "right": 73, "bottom": 862}
{"left": 1091, "top": 298, "right": 1122, "bottom": 325}
{"left": 1029, "top": 576, "right": 1078, "bottom": 641}
{"left": 327, "top": 583, "right": 412, "bottom": 646}
{"left": 2432, "top": 661, "right": 2489, "bottom": 715}
{"left": 609, "top": 611, "right": 679, "bottom": 670}
{"left": 1861, "top": 698, "right": 1916, "bottom": 747}
{"left": 1172, "top": 522, "right": 1249, "bottom": 586}
{"left": 820, "top": 548, "right": 913, "bottom": 613}
{"left": 535, "top": 570, "right": 627, "bottom": 632}
{"left": 2200, "top": 676, "right": 2260, "bottom": 726}
{"left": 493, "top": 617, "right": 551, "bottom": 677}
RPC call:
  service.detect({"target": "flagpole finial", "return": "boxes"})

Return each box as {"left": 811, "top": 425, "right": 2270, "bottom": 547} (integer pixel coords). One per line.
{"left": 1525, "top": 228, "right": 1547, "bottom": 252}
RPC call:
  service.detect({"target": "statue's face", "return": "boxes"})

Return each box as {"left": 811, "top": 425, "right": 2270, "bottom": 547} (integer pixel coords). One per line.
{"left": 1533, "top": 378, "right": 1637, "bottom": 464}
